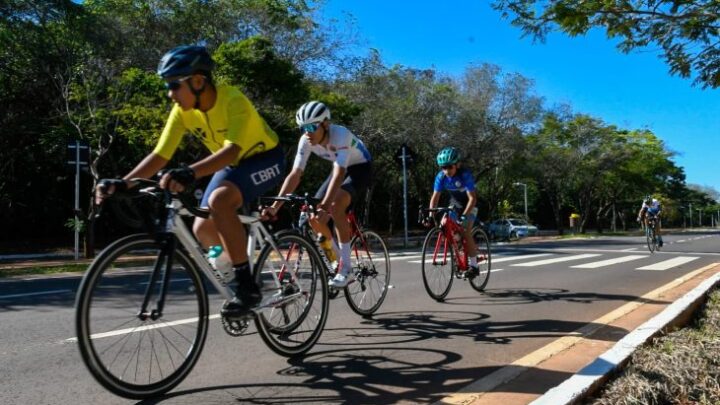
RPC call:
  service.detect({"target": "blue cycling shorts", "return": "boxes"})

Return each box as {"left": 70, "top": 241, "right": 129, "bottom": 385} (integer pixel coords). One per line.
{"left": 201, "top": 146, "right": 285, "bottom": 208}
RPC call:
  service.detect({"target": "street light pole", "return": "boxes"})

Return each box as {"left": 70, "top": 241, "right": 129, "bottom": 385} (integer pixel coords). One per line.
{"left": 513, "top": 182, "right": 528, "bottom": 220}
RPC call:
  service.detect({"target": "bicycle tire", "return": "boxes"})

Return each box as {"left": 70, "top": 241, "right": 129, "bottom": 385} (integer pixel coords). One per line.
{"left": 254, "top": 232, "right": 328, "bottom": 357}
{"left": 469, "top": 228, "right": 492, "bottom": 292}
{"left": 646, "top": 225, "right": 656, "bottom": 253}
{"left": 345, "top": 230, "right": 391, "bottom": 317}
{"left": 75, "top": 234, "right": 209, "bottom": 399}
{"left": 421, "top": 227, "right": 454, "bottom": 301}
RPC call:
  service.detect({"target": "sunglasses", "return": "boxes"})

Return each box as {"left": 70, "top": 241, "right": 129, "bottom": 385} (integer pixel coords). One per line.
{"left": 300, "top": 123, "right": 320, "bottom": 133}
{"left": 165, "top": 75, "right": 193, "bottom": 91}
{"left": 441, "top": 165, "right": 455, "bottom": 170}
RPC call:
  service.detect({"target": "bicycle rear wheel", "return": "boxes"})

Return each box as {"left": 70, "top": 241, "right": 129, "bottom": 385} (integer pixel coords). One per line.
{"left": 75, "top": 234, "right": 208, "bottom": 399}
{"left": 469, "top": 228, "right": 491, "bottom": 292}
{"left": 345, "top": 230, "right": 391, "bottom": 317}
{"left": 421, "top": 228, "right": 454, "bottom": 301}
{"left": 254, "top": 232, "right": 328, "bottom": 357}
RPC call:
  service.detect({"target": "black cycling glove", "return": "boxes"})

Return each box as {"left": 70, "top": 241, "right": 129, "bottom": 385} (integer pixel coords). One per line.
{"left": 166, "top": 165, "right": 196, "bottom": 187}
{"left": 98, "top": 178, "right": 128, "bottom": 193}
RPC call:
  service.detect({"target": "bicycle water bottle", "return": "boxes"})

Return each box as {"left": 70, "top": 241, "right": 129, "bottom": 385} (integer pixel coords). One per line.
{"left": 207, "top": 245, "right": 233, "bottom": 282}
{"left": 317, "top": 234, "right": 338, "bottom": 264}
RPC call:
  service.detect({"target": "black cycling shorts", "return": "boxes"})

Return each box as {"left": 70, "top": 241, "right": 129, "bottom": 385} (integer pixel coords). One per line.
{"left": 314, "top": 162, "right": 372, "bottom": 207}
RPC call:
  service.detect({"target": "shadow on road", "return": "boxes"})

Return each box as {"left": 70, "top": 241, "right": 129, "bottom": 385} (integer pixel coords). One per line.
{"left": 136, "top": 347, "right": 575, "bottom": 405}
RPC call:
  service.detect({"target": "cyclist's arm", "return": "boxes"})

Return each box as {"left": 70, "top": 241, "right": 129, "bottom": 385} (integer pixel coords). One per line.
{"left": 463, "top": 190, "right": 477, "bottom": 217}
{"left": 319, "top": 163, "right": 346, "bottom": 209}
{"left": 428, "top": 191, "right": 441, "bottom": 209}
{"left": 124, "top": 153, "right": 169, "bottom": 186}
{"left": 187, "top": 143, "right": 239, "bottom": 178}
{"left": 269, "top": 167, "right": 303, "bottom": 211}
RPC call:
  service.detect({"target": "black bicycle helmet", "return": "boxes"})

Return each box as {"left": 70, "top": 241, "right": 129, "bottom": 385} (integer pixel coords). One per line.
{"left": 157, "top": 45, "right": 215, "bottom": 78}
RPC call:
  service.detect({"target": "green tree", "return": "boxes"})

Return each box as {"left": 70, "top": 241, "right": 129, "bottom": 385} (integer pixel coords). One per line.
{"left": 493, "top": 0, "right": 720, "bottom": 88}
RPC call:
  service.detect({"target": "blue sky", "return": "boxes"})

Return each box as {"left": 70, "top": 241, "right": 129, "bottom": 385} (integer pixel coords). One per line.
{"left": 320, "top": 1, "right": 719, "bottom": 193}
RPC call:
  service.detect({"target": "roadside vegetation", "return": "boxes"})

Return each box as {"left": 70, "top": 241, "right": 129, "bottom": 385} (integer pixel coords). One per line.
{"left": 586, "top": 289, "right": 720, "bottom": 404}
{"left": 0, "top": 264, "right": 89, "bottom": 278}
{"left": 2, "top": 1, "right": 718, "bottom": 257}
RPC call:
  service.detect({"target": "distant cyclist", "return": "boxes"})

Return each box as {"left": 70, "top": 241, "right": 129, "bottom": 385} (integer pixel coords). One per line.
{"left": 95, "top": 45, "right": 284, "bottom": 318}
{"left": 637, "top": 194, "right": 664, "bottom": 247}
{"left": 262, "top": 101, "right": 372, "bottom": 288}
{"left": 425, "top": 147, "right": 480, "bottom": 279}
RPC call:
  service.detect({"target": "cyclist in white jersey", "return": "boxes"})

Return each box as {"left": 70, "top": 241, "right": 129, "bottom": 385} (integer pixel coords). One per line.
{"left": 262, "top": 101, "right": 372, "bottom": 287}
{"left": 637, "top": 194, "right": 664, "bottom": 247}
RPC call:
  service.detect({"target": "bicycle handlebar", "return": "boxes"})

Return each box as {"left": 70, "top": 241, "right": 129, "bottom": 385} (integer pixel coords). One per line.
{"left": 126, "top": 178, "right": 211, "bottom": 219}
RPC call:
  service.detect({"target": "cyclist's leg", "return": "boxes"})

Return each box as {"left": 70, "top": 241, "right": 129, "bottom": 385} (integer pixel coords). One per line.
{"left": 463, "top": 207, "right": 479, "bottom": 262}
{"left": 205, "top": 148, "right": 284, "bottom": 315}
{"left": 309, "top": 174, "right": 336, "bottom": 243}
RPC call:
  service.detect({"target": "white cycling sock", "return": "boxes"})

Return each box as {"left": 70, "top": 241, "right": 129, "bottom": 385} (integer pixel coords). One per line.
{"left": 470, "top": 256, "right": 478, "bottom": 267}
{"left": 332, "top": 239, "right": 340, "bottom": 259}
{"left": 340, "top": 241, "right": 352, "bottom": 275}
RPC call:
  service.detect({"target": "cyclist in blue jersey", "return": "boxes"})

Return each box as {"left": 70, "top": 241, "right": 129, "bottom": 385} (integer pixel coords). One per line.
{"left": 424, "top": 147, "right": 480, "bottom": 279}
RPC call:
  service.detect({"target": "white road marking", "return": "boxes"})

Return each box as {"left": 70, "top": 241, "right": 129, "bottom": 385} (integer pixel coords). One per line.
{"left": 66, "top": 314, "right": 222, "bottom": 342}
{"left": 512, "top": 254, "right": 602, "bottom": 267}
{"left": 571, "top": 255, "right": 648, "bottom": 269}
{"left": 492, "top": 253, "right": 553, "bottom": 263}
{"left": 390, "top": 255, "right": 423, "bottom": 262}
{"left": 0, "top": 289, "right": 72, "bottom": 300}
{"left": 636, "top": 256, "right": 700, "bottom": 271}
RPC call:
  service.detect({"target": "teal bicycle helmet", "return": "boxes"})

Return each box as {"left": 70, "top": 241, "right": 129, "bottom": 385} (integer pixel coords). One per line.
{"left": 436, "top": 147, "right": 459, "bottom": 166}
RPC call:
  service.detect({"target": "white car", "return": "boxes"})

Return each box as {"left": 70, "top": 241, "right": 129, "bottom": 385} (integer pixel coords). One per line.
{"left": 488, "top": 218, "right": 539, "bottom": 241}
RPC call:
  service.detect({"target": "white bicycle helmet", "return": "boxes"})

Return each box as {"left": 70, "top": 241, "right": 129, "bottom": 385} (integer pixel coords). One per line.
{"left": 296, "top": 101, "right": 331, "bottom": 127}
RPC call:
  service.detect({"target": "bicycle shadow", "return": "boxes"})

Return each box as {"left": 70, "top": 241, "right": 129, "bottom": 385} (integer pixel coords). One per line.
{"left": 444, "top": 287, "right": 670, "bottom": 306}
{"left": 135, "top": 347, "right": 575, "bottom": 405}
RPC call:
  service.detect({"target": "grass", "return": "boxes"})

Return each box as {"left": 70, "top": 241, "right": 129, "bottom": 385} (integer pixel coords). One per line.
{"left": 0, "top": 263, "right": 89, "bottom": 278}
{"left": 585, "top": 289, "right": 720, "bottom": 404}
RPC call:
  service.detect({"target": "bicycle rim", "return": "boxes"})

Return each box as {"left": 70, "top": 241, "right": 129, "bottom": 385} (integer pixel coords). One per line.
{"left": 470, "top": 228, "right": 491, "bottom": 292}
{"left": 646, "top": 228, "right": 656, "bottom": 253}
{"left": 421, "top": 228, "right": 454, "bottom": 301}
{"left": 345, "top": 230, "right": 391, "bottom": 317}
{"left": 254, "top": 232, "right": 328, "bottom": 357}
{"left": 75, "top": 234, "right": 208, "bottom": 399}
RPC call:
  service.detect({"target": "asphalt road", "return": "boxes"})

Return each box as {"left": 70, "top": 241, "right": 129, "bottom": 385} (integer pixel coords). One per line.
{"left": 1, "top": 230, "right": 718, "bottom": 404}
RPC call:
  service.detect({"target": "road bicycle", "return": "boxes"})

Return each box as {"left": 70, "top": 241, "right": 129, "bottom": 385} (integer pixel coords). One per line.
{"left": 75, "top": 179, "right": 328, "bottom": 399}
{"left": 419, "top": 207, "right": 491, "bottom": 301}
{"left": 645, "top": 214, "right": 660, "bottom": 253}
{"left": 263, "top": 194, "right": 391, "bottom": 317}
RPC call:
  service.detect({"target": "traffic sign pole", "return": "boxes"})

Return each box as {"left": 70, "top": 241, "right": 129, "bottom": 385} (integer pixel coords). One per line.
{"left": 402, "top": 146, "right": 408, "bottom": 248}
{"left": 67, "top": 140, "right": 90, "bottom": 260}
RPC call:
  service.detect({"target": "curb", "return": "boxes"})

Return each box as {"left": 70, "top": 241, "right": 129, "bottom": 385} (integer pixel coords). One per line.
{"left": 530, "top": 264, "right": 720, "bottom": 405}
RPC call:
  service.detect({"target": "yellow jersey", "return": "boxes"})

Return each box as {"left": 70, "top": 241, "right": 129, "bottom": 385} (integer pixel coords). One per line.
{"left": 153, "top": 84, "right": 279, "bottom": 164}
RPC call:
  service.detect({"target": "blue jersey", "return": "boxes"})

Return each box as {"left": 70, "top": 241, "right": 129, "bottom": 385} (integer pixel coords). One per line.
{"left": 433, "top": 167, "right": 476, "bottom": 205}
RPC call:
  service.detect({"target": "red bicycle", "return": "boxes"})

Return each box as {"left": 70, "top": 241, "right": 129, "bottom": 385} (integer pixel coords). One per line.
{"left": 266, "top": 194, "right": 391, "bottom": 317}
{"left": 420, "top": 207, "right": 491, "bottom": 301}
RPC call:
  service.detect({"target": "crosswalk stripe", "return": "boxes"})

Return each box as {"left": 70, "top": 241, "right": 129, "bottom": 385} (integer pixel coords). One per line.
{"left": 571, "top": 255, "right": 648, "bottom": 269}
{"left": 492, "top": 253, "right": 552, "bottom": 263}
{"left": 636, "top": 256, "right": 700, "bottom": 271}
{"left": 390, "top": 255, "right": 423, "bottom": 262}
{"left": 512, "top": 254, "right": 601, "bottom": 267}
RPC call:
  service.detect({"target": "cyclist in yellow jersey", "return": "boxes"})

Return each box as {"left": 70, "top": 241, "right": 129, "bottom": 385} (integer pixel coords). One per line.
{"left": 95, "top": 45, "right": 284, "bottom": 317}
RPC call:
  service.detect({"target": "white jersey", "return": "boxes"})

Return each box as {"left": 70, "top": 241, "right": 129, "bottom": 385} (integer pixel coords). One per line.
{"left": 641, "top": 199, "right": 661, "bottom": 214}
{"left": 292, "top": 124, "right": 372, "bottom": 170}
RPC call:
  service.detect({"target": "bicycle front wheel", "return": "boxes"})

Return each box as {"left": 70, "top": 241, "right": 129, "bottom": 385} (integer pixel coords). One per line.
{"left": 421, "top": 228, "right": 454, "bottom": 301}
{"left": 75, "top": 234, "right": 208, "bottom": 399}
{"left": 345, "top": 230, "right": 391, "bottom": 317}
{"left": 646, "top": 226, "right": 656, "bottom": 253}
{"left": 254, "top": 232, "right": 328, "bottom": 357}
{"left": 470, "top": 228, "right": 491, "bottom": 292}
